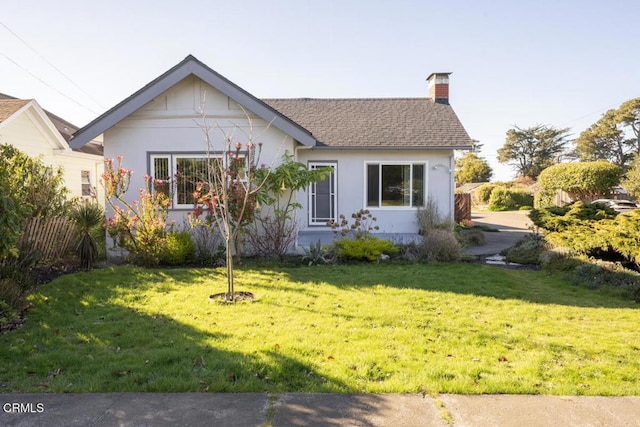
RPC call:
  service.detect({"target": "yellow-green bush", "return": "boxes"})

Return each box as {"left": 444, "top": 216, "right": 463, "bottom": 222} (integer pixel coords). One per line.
{"left": 488, "top": 186, "right": 533, "bottom": 211}
{"left": 335, "top": 236, "right": 398, "bottom": 262}
{"left": 160, "top": 231, "right": 196, "bottom": 266}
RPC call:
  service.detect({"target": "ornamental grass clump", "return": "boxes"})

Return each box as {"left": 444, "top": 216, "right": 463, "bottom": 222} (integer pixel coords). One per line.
{"left": 419, "top": 229, "right": 462, "bottom": 262}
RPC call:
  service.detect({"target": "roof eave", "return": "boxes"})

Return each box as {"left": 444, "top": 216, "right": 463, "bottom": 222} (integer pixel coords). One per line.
{"left": 309, "top": 144, "right": 474, "bottom": 151}
{"left": 70, "top": 55, "right": 317, "bottom": 149}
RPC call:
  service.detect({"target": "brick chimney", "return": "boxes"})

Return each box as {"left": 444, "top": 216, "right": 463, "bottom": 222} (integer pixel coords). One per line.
{"left": 427, "top": 72, "right": 452, "bottom": 104}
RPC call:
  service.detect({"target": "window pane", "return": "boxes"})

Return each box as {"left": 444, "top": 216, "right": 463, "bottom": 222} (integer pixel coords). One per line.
{"left": 366, "top": 164, "right": 379, "bottom": 207}
{"left": 176, "top": 158, "right": 208, "bottom": 206}
{"left": 311, "top": 165, "right": 336, "bottom": 223}
{"left": 381, "top": 164, "right": 410, "bottom": 206}
{"left": 81, "top": 170, "right": 92, "bottom": 196}
{"left": 153, "top": 157, "right": 170, "bottom": 180}
{"left": 412, "top": 164, "right": 425, "bottom": 207}
{"left": 152, "top": 157, "right": 171, "bottom": 199}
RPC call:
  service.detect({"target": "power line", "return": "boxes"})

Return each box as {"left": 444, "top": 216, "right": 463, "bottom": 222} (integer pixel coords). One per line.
{"left": 0, "top": 19, "right": 105, "bottom": 110}
{"left": 558, "top": 103, "right": 621, "bottom": 128}
{"left": 1, "top": 52, "right": 100, "bottom": 115}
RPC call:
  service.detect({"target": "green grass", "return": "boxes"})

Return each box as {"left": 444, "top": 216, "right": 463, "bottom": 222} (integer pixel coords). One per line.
{"left": 1, "top": 263, "right": 639, "bottom": 395}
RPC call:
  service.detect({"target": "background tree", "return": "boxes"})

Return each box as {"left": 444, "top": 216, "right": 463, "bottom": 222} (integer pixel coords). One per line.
{"left": 455, "top": 152, "right": 493, "bottom": 185}
{"left": 621, "top": 155, "right": 640, "bottom": 198}
{"left": 574, "top": 97, "right": 640, "bottom": 168}
{"left": 574, "top": 109, "right": 629, "bottom": 167}
{"left": 616, "top": 98, "right": 640, "bottom": 153}
{"left": 469, "top": 139, "right": 483, "bottom": 154}
{"left": 497, "top": 124, "right": 570, "bottom": 179}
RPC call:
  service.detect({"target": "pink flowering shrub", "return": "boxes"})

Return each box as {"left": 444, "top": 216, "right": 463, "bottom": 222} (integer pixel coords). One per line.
{"left": 102, "top": 156, "right": 173, "bottom": 265}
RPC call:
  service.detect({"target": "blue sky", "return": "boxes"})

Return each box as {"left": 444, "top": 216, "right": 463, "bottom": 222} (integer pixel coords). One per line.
{"left": 2, "top": 0, "right": 639, "bottom": 180}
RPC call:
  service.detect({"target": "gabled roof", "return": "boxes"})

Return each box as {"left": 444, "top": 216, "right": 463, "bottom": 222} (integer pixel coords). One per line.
{"left": 0, "top": 98, "right": 73, "bottom": 151}
{"left": 263, "top": 98, "right": 473, "bottom": 149}
{"left": 69, "top": 55, "right": 317, "bottom": 149}
{"left": 0, "top": 98, "right": 30, "bottom": 122}
{"left": 0, "top": 92, "right": 103, "bottom": 155}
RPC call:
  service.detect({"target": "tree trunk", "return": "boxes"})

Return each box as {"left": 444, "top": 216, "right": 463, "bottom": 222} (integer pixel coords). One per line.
{"left": 225, "top": 235, "right": 235, "bottom": 303}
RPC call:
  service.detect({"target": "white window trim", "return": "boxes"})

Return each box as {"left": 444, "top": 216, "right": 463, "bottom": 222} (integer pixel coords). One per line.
{"left": 80, "top": 169, "right": 93, "bottom": 198}
{"left": 363, "top": 161, "right": 427, "bottom": 209}
{"left": 308, "top": 162, "right": 338, "bottom": 226}
{"left": 150, "top": 153, "right": 223, "bottom": 210}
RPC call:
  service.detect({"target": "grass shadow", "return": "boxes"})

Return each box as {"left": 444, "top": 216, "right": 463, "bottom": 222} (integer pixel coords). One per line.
{"left": 0, "top": 267, "right": 352, "bottom": 393}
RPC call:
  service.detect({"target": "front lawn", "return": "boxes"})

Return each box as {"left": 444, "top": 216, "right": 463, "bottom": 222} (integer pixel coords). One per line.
{"left": 1, "top": 263, "right": 638, "bottom": 395}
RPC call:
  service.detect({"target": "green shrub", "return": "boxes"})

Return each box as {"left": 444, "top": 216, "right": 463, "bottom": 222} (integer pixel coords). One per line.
{"left": 488, "top": 186, "right": 533, "bottom": 211}
{"left": 537, "top": 161, "right": 622, "bottom": 207}
{"left": 335, "top": 236, "right": 398, "bottom": 262}
{"left": 566, "top": 261, "right": 640, "bottom": 301}
{"left": 456, "top": 228, "right": 485, "bottom": 247}
{"left": 419, "top": 229, "right": 462, "bottom": 262}
{"left": 541, "top": 253, "right": 584, "bottom": 274}
{"left": 0, "top": 144, "right": 71, "bottom": 258}
{"left": 0, "top": 298, "right": 19, "bottom": 331}
{"left": 606, "top": 210, "right": 640, "bottom": 267}
{"left": 0, "top": 242, "right": 42, "bottom": 321}
{"left": 502, "top": 234, "right": 546, "bottom": 265}
{"left": 475, "top": 183, "right": 497, "bottom": 204}
{"left": 529, "top": 201, "right": 617, "bottom": 232}
{"left": 160, "top": 231, "right": 196, "bottom": 266}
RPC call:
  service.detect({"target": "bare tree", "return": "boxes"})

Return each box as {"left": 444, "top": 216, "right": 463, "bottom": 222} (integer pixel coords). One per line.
{"left": 189, "top": 108, "right": 279, "bottom": 302}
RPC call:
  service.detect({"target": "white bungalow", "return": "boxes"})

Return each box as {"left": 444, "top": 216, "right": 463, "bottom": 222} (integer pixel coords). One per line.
{"left": 69, "top": 55, "right": 472, "bottom": 250}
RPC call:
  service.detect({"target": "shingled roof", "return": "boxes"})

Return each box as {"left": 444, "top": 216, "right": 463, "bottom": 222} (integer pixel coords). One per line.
{"left": 0, "top": 98, "right": 30, "bottom": 122}
{"left": 0, "top": 92, "right": 103, "bottom": 155}
{"left": 263, "top": 98, "right": 472, "bottom": 149}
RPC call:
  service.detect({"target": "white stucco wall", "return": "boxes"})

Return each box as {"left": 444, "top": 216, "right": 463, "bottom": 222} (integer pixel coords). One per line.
{"left": 297, "top": 148, "right": 454, "bottom": 234}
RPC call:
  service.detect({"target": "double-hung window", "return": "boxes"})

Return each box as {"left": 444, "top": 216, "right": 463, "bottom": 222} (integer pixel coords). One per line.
{"left": 366, "top": 162, "right": 425, "bottom": 208}
{"left": 150, "top": 154, "right": 223, "bottom": 209}
{"left": 81, "top": 170, "right": 93, "bottom": 197}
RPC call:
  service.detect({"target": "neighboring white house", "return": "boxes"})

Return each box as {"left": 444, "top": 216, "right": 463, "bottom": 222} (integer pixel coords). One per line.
{"left": 0, "top": 94, "right": 104, "bottom": 205}
{"left": 69, "top": 55, "right": 472, "bottom": 248}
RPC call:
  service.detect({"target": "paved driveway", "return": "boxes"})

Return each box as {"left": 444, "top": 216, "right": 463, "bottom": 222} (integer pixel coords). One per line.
{"left": 464, "top": 210, "right": 533, "bottom": 256}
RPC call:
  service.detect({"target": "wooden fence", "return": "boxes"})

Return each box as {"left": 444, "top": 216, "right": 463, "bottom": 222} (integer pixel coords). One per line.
{"left": 20, "top": 217, "right": 79, "bottom": 261}
{"left": 454, "top": 193, "right": 472, "bottom": 223}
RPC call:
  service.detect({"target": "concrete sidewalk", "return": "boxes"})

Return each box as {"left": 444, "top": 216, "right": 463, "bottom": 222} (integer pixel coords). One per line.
{"left": 2, "top": 393, "right": 639, "bottom": 426}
